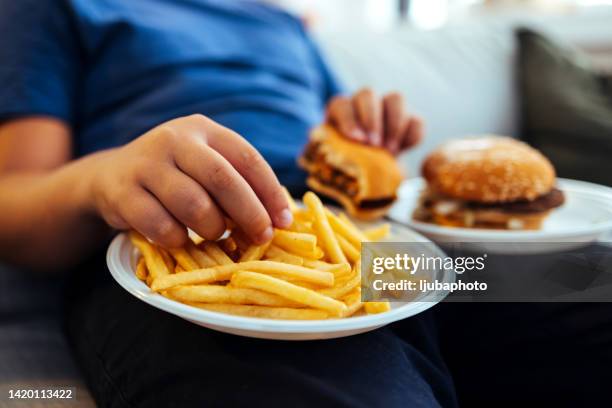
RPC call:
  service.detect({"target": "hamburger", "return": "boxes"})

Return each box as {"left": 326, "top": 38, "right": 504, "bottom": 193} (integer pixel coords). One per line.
{"left": 299, "top": 125, "right": 403, "bottom": 220}
{"left": 413, "top": 136, "right": 564, "bottom": 230}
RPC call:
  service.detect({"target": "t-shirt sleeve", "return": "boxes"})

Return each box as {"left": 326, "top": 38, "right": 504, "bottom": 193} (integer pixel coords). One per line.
{"left": 0, "top": 0, "right": 81, "bottom": 124}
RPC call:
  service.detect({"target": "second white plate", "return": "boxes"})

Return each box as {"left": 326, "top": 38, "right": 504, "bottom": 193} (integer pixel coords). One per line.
{"left": 387, "top": 178, "right": 612, "bottom": 253}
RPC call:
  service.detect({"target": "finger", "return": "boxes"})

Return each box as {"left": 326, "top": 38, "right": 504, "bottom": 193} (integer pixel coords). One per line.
{"left": 120, "top": 187, "right": 187, "bottom": 248}
{"left": 175, "top": 140, "right": 274, "bottom": 244}
{"left": 140, "top": 165, "right": 226, "bottom": 241}
{"left": 204, "top": 125, "right": 293, "bottom": 230}
{"left": 175, "top": 114, "right": 292, "bottom": 230}
{"left": 96, "top": 198, "right": 130, "bottom": 230}
{"left": 326, "top": 96, "right": 367, "bottom": 142}
{"left": 353, "top": 88, "right": 382, "bottom": 146}
{"left": 382, "top": 93, "right": 405, "bottom": 154}
{"left": 400, "top": 115, "right": 425, "bottom": 151}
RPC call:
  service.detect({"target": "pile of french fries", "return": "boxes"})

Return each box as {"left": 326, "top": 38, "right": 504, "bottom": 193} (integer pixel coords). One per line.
{"left": 130, "top": 191, "right": 391, "bottom": 320}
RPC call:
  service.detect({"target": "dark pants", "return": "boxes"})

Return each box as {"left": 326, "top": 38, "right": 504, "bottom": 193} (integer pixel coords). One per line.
{"left": 433, "top": 243, "right": 612, "bottom": 407}
{"left": 64, "top": 250, "right": 612, "bottom": 407}
{"left": 63, "top": 255, "right": 457, "bottom": 408}
{"left": 435, "top": 302, "right": 612, "bottom": 407}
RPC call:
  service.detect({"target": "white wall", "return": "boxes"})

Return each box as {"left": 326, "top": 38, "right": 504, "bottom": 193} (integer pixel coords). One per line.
{"left": 315, "top": 8, "right": 612, "bottom": 176}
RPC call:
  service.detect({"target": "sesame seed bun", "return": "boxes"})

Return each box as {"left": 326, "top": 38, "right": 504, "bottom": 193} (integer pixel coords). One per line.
{"left": 422, "top": 136, "right": 556, "bottom": 203}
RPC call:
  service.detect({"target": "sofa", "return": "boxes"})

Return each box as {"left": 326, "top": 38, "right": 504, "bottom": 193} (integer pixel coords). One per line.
{"left": 316, "top": 6, "right": 612, "bottom": 176}
{"left": 2, "top": 8, "right": 612, "bottom": 406}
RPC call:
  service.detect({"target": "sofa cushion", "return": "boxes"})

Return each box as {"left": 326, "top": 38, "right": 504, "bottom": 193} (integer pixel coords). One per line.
{"left": 518, "top": 29, "right": 612, "bottom": 186}
{"left": 316, "top": 25, "right": 518, "bottom": 176}
{"left": 0, "top": 265, "right": 95, "bottom": 406}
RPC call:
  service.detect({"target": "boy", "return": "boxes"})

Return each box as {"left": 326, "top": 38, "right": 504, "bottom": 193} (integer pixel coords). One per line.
{"left": 0, "top": 1, "right": 455, "bottom": 406}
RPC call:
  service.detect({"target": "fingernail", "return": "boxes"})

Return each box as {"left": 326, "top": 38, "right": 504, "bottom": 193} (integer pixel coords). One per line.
{"left": 351, "top": 129, "right": 366, "bottom": 142}
{"left": 369, "top": 132, "right": 382, "bottom": 146}
{"left": 277, "top": 209, "right": 293, "bottom": 228}
{"left": 388, "top": 141, "right": 399, "bottom": 154}
{"left": 256, "top": 227, "right": 274, "bottom": 244}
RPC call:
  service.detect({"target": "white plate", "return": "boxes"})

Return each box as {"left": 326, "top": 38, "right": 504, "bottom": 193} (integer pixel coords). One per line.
{"left": 107, "top": 223, "right": 454, "bottom": 341}
{"left": 388, "top": 178, "right": 612, "bottom": 253}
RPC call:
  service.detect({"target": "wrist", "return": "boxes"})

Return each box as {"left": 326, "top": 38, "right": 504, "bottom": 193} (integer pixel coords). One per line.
{"left": 58, "top": 149, "right": 114, "bottom": 217}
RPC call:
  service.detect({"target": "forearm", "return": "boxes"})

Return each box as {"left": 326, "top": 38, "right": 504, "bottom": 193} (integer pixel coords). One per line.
{"left": 0, "top": 152, "right": 111, "bottom": 271}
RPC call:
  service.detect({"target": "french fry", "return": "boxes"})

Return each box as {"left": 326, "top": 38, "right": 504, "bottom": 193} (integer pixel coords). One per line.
{"left": 135, "top": 258, "right": 148, "bottom": 281}
{"left": 151, "top": 260, "right": 334, "bottom": 292}
{"left": 166, "top": 285, "right": 301, "bottom": 307}
{"left": 287, "top": 220, "right": 314, "bottom": 234}
{"left": 230, "top": 228, "right": 251, "bottom": 252}
{"left": 175, "top": 264, "right": 185, "bottom": 273}
{"left": 264, "top": 275, "right": 321, "bottom": 290}
{"left": 293, "top": 208, "right": 314, "bottom": 223}
{"left": 311, "top": 246, "right": 325, "bottom": 260}
{"left": 304, "top": 192, "right": 347, "bottom": 264}
{"left": 232, "top": 271, "right": 346, "bottom": 317}
{"left": 326, "top": 209, "right": 368, "bottom": 249}
{"left": 152, "top": 267, "right": 231, "bottom": 291}
{"left": 318, "top": 270, "right": 361, "bottom": 299}
{"left": 341, "top": 289, "right": 364, "bottom": 317}
{"left": 192, "top": 303, "right": 328, "bottom": 320}
{"left": 222, "top": 238, "right": 242, "bottom": 262}
{"left": 264, "top": 245, "right": 304, "bottom": 265}
{"left": 220, "top": 237, "right": 238, "bottom": 254}
{"left": 187, "top": 244, "right": 217, "bottom": 268}
{"left": 302, "top": 259, "right": 351, "bottom": 277}
{"left": 272, "top": 229, "right": 320, "bottom": 258}
{"left": 203, "top": 242, "right": 234, "bottom": 265}
{"left": 338, "top": 212, "right": 360, "bottom": 230}
{"left": 336, "top": 234, "right": 360, "bottom": 264}
{"left": 363, "top": 223, "right": 391, "bottom": 241}
{"left": 129, "top": 231, "right": 171, "bottom": 279}
{"left": 169, "top": 247, "right": 200, "bottom": 271}
{"left": 158, "top": 248, "right": 176, "bottom": 272}
{"left": 364, "top": 301, "right": 391, "bottom": 314}
{"left": 239, "top": 241, "right": 271, "bottom": 262}
{"left": 188, "top": 229, "right": 205, "bottom": 245}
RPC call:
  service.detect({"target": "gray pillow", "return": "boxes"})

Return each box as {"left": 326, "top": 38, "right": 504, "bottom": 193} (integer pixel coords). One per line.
{"left": 517, "top": 28, "right": 612, "bottom": 186}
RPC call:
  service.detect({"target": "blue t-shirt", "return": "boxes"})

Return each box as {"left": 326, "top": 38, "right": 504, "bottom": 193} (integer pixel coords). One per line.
{"left": 0, "top": 0, "right": 342, "bottom": 190}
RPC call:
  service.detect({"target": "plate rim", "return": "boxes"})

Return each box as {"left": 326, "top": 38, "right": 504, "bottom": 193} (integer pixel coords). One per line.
{"left": 389, "top": 177, "right": 612, "bottom": 240}
{"left": 107, "top": 224, "right": 454, "bottom": 335}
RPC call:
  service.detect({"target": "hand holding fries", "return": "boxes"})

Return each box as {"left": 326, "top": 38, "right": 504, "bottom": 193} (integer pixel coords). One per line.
{"left": 91, "top": 114, "right": 293, "bottom": 250}
{"left": 130, "top": 191, "right": 391, "bottom": 320}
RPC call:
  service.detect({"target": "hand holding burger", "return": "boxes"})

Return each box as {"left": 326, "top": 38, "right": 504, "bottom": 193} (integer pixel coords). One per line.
{"left": 299, "top": 88, "right": 423, "bottom": 220}
{"left": 325, "top": 88, "right": 423, "bottom": 154}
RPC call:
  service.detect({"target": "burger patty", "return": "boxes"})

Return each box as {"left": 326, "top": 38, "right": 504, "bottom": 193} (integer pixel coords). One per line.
{"left": 422, "top": 188, "right": 565, "bottom": 214}
{"left": 303, "top": 141, "right": 321, "bottom": 162}
{"left": 467, "top": 188, "right": 565, "bottom": 213}
{"left": 304, "top": 141, "right": 359, "bottom": 197}
{"left": 313, "top": 165, "right": 359, "bottom": 197}
{"left": 358, "top": 198, "right": 395, "bottom": 209}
